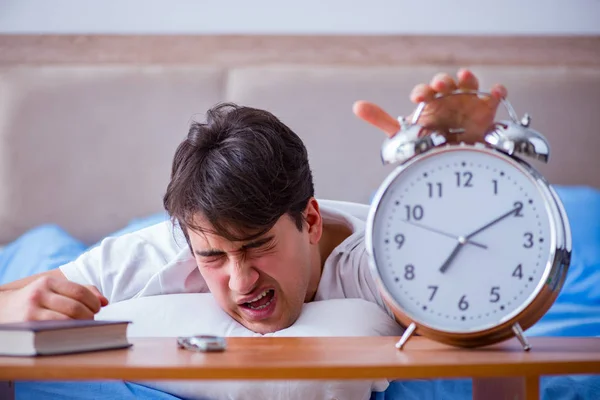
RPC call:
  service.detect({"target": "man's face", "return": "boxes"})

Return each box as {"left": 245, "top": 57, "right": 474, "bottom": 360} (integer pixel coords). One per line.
{"left": 187, "top": 200, "right": 323, "bottom": 334}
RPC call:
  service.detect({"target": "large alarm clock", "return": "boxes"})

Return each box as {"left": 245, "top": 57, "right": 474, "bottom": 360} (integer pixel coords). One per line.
{"left": 365, "top": 90, "right": 571, "bottom": 351}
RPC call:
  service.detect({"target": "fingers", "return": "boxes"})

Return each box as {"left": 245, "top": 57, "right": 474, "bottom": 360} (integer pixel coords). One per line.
{"left": 413, "top": 69, "right": 508, "bottom": 106}
{"left": 413, "top": 69, "right": 504, "bottom": 97}
{"left": 411, "top": 71, "right": 462, "bottom": 104}
{"left": 355, "top": 69, "right": 509, "bottom": 141}
{"left": 30, "top": 309, "right": 71, "bottom": 321}
{"left": 458, "top": 68, "right": 508, "bottom": 99}
{"left": 85, "top": 285, "right": 109, "bottom": 307}
{"left": 490, "top": 83, "right": 508, "bottom": 100}
{"left": 430, "top": 73, "right": 457, "bottom": 95}
{"left": 353, "top": 100, "right": 400, "bottom": 137}
{"left": 40, "top": 292, "right": 96, "bottom": 319}
{"left": 48, "top": 279, "right": 103, "bottom": 314}
{"left": 410, "top": 83, "right": 436, "bottom": 103}
{"left": 457, "top": 68, "right": 479, "bottom": 91}
{"left": 7, "top": 277, "right": 105, "bottom": 323}
{"left": 484, "top": 83, "right": 509, "bottom": 112}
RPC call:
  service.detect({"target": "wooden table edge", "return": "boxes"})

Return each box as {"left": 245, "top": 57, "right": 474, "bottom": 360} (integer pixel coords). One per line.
{"left": 1, "top": 336, "right": 599, "bottom": 381}
{"left": 1, "top": 362, "right": 599, "bottom": 381}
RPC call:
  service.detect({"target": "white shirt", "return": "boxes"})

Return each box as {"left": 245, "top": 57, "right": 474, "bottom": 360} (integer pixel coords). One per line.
{"left": 62, "top": 202, "right": 399, "bottom": 400}
{"left": 60, "top": 202, "right": 393, "bottom": 318}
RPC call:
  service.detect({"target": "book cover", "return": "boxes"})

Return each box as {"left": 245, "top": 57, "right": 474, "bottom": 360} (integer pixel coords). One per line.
{"left": 0, "top": 319, "right": 131, "bottom": 356}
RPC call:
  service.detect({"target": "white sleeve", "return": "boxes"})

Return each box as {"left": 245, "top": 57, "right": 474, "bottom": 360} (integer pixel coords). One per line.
{"left": 316, "top": 232, "right": 395, "bottom": 319}
{"left": 59, "top": 221, "right": 187, "bottom": 303}
{"left": 349, "top": 242, "right": 395, "bottom": 319}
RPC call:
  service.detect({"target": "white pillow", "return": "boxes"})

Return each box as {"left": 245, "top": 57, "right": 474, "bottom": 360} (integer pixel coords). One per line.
{"left": 97, "top": 292, "right": 251, "bottom": 338}
{"left": 96, "top": 293, "right": 403, "bottom": 400}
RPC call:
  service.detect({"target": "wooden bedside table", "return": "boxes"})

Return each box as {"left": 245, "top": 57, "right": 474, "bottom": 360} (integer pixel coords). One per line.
{"left": 1, "top": 336, "right": 599, "bottom": 400}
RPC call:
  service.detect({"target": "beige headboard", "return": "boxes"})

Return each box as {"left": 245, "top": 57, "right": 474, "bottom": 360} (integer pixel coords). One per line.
{"left": 0, "top": 35, "right": 599, "bottom": 245}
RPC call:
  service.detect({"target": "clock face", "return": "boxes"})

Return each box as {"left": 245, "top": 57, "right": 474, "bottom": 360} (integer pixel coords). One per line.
{"left": 369, "top": 146, "right": 555, "bottom": 333}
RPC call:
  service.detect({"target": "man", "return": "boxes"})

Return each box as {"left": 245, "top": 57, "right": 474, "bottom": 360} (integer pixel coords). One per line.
{"left": 0, "top": 69, "right": 507, "bottom": 331}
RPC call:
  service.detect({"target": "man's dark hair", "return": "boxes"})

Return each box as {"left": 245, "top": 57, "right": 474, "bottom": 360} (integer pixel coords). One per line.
{"left": 163, "top": 102, "right": 314, "bottom": 243}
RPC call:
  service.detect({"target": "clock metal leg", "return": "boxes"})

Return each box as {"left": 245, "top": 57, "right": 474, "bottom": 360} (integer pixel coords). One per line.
{"left": 395, "top": 322, "right": 416, "bottom": 350}
{"left": 512, "top": 322, "right": 532, "bottom": 351}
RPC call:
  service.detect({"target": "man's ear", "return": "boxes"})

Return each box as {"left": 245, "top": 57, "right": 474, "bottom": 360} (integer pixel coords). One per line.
{"left": 304, "top": 197, "right": 323, "bottom": 245}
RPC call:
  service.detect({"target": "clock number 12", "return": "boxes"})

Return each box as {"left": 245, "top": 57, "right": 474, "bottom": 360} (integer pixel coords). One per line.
{"left": 456, "top": 171, "right": 473, "bottom": 187}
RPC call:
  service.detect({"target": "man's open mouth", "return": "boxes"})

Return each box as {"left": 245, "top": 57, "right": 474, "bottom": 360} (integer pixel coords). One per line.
{"left": 241, "top": 289, "right": 275, "bottom": 310}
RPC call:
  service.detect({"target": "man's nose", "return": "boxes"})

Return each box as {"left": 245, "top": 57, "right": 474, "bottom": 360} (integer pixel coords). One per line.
{"left": 228, "top": 259, "right": 259, "bottom": 294}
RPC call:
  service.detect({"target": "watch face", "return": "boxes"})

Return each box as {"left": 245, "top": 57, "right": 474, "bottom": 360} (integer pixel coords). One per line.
{"left": 368, "top": 146, "right": 555, "bottom": 333}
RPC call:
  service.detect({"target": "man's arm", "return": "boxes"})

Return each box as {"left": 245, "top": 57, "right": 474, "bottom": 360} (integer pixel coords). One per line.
{"left": 0, "top": 268, "right": 65, "bottom": 292}
{"left": 0, "top": 269, "right": 108, "bottom": 323}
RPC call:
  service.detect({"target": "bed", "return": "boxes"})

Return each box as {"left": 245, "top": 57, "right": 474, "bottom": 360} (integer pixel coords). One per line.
{"left": 0, "top": 34, "right": 599, "bottom": 399}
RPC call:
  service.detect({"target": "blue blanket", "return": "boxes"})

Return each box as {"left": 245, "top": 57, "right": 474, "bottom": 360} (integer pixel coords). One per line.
{"left": 2, "top": 186, "right": 599, "bottom": 400}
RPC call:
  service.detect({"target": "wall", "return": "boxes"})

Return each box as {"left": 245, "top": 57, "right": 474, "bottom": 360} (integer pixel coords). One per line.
{"left": 1, "top": 0, "right": 599, "bottom": 35}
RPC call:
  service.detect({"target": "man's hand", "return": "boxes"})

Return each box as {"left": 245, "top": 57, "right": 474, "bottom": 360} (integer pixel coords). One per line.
{"left": 0, "top": 276, "right": 108, "bottom": 323}
{"left": 353, "top": 68, "right": 508, "bottom": 143}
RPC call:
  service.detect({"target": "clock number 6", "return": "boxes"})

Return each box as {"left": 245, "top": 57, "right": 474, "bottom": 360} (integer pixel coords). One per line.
{"left": 458, "top": 295, "right": 469, "bottom": 311}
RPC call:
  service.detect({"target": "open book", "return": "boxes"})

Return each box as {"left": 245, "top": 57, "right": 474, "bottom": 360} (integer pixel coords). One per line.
{"left": 0, "top": 320, "right": 130, "bottom": 356}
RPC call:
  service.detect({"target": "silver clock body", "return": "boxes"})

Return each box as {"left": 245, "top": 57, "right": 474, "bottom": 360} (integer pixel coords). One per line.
{"left": 365, "top": 92, "right": 571, "bottom": 349}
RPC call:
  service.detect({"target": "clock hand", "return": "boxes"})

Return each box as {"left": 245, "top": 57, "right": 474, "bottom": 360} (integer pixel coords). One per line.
{"left": 401, "top": 219, "right": 487, "bottom": 249}
{"left": 439, "top": 235, "right": 468, "bottom": 273}
{"left": 440, "top": 240, "right": 464, "bottom": 274}
{"left": 439, "top": 204, "right": 520, "bottom": 274}
{"left": 465, "top": 205, "right": 520, "bottom": 240}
